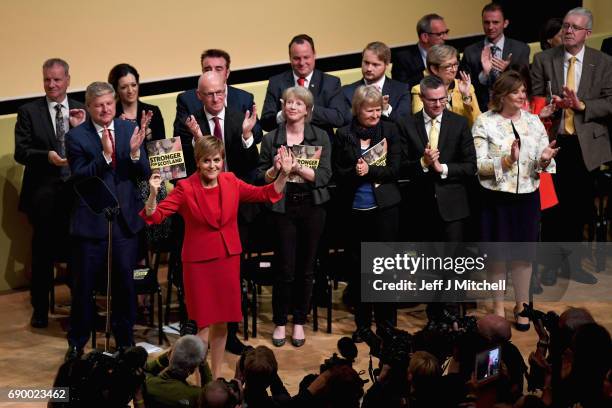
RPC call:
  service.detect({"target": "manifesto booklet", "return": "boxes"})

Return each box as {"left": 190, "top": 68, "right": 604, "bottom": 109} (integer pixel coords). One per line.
{"left": 288, "top": 144, "right": 322, "bottom": 183}
{"left": 146, "top": 137, "right": 187, "bottom": 181}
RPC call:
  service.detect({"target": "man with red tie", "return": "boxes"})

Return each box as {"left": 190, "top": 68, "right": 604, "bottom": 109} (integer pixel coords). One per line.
{"left": 64, "top": 81, "right": 150, "bottom": 361}
{"left": 182, "top": 71, "right": 259, "bottom": 179}
{"left": 261, "top": 34, "right": 346, "bottom": 139}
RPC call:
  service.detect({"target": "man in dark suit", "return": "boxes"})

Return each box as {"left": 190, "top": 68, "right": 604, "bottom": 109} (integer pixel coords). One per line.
{"left": 391, "top": 13, "right": 448, "bottom": 90}
{"left": 174, "top": 49, "right": 262, "bottom": 144}
{"left": 182, "top": 72, "right": 259, "bottom": 179}
{"left": 261, "top": 34, "right": 346, "bottom": 139}
{"left": 341, "top": 41, "right": 411, "bottom": 123}
{"left": 460, "top": 2, "right": 530, "bottom": 111}
{"left": 531, "top": 7, "right": 612, "bottom": 284}
{"left": 64, "top": 81, "right": 150, "bottom": 360}
{"left": 397, "top": 76, "right": 476, "bottom": 241}
{"left": 14, "top": 58, "right": 86, "bottom": 328}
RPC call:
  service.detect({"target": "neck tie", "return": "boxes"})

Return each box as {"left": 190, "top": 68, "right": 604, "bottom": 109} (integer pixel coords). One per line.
{"left": 564, "top": 56, "right": 577, "bottom": 134}
{"left": 212, "top": 116, "right": 223, "bottom": 140}
{"left": 428, "top": 118, "right": 440, "bottom": 150}
{"left": 490, "top": 45, "right": 501, "bottom": 84}
{"left": 297, "top": 77, "right": 306, "bottom": 87}
{"left": 54, "top": 104, "right": 70, "bottom": 179}
{"left": 104, "top": 127, "right": 116, "bottom": 169}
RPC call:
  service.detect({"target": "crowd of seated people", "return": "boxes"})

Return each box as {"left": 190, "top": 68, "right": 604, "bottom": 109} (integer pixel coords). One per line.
{"left": 12, "top": 2, "right": 612, "bottom": 407}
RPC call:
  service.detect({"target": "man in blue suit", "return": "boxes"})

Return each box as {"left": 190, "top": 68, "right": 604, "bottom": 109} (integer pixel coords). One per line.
{"left": 341, "top": 41, "right": 411, "bottom": 123}
{"left": 64, "top": 81, "right": 150, "bottom": 360}
{"left": 174, "top": 49, "right": 262, "bottom": 143}
{"left": 261, "top": 34, "right": 346, "bottom": 139}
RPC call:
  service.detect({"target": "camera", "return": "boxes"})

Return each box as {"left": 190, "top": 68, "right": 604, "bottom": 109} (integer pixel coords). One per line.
{"left": 377, "top": 323, "right": 413, "bottom": 370}
{"left": 320, "top": 337, "right": 358, "bottom": 373}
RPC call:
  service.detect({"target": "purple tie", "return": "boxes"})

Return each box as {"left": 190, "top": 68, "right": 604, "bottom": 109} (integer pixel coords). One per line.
{"left": 213, "top": 116, "right": 222, "bottom": 140}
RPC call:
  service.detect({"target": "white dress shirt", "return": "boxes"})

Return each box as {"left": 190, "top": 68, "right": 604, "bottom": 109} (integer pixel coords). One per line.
{"left": 422, "top": 110, "right": 448, "bottom": 178}
{"left": 47, "top": 96, "right": 69, "bottom": 134}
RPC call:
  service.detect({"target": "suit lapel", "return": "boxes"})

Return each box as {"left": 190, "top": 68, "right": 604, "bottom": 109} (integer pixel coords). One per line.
{"left": 552, "top": 47, "right": 565, "bottom": 96}
{"left": 38, "top": 99, "right": 57, "bottom": 148}
{"left": 414, "top": 111, "right": 429, "bottom": 149}
{"left": 309, "top": 70, "right": 321, "bottom": 97}
{"left": 283, "top": 71, "right": 294, "bottom": 90}
{"left": 437, "top": 111, "right": 450, "bottom": 152}
{"left": 189, "top": 174, "right": 220, "bottom": 229}
{"left": 577, "top": 47, "right": 595, "bottom": 99}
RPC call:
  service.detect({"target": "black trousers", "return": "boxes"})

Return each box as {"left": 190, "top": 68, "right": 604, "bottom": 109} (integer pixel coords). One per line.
{"left": 27, "top": 180, "right": 72, "bottom": 317}
{"left": 68, "top": 218, "right": 138, "bottom": 349}
{"left": 348, "top": 205, "right": 399, "bottom": 329}
{"left": 271, "top": 197, "right": 326, "bottom": 326}
{"left": 552, "top": 135, "right": 595, "bottom": 242}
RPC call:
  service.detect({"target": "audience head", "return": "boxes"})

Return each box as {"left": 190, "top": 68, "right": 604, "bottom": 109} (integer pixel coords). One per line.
{"left": 197, "top": 71, "right": 226, "bottom": 115}
{"left": 200, "top": 379, "right": 241, "bottom": 408}
{"left": 351, "top": 85, "right": 382, "bottom": 127}
{"left": 539, "top": 18, "right": 563, "bottom": 50}
{"left": 243, "top": 345, "right": 278, "bottom": 390}
{"left": 361, "top": 41, "right": 391, "bottom": 84}
{"left": 426, "top": 44, "right": 459, "bottom": 86}
{"left": 481, "top": 2, "right": 508, "bottom": 43}
{"left": 289, "top": 34, "right": 316, "bottom": 78}
{"left": 419, "top": 75, "right": 447, "bottom": 118}
{"left": 478, "top": 314, "right": 512, "bottom": 344}
{"left": 407, "top": 351, "right": 441, "bottom": 390}
{"left": 488, "top": 70, "right": 525, "bottom": 113}
{"left": 108, "top": 63, "right": 140, "bottom": 106}
{"left": 85, "top": 81, "right": 116, "bottom": 127}
{"left": 201, "top": 49, "right": 231, "bottom": 80}
{"left": 319, "top": 365, "right": 364, "bottom": 408}
{"left": 281, "top": 86, "right": 314, "bottom": 123}
{"left": 562, "top": 7, "right": 592, "bottom": 53}
{"left": 42, "top": 58, "right": 70, "bottom": 103}
{"left": 168, "top": 335, "right": 207, "bottom": 379}
{"left": 416, "top": 13, "right": 448, "bottom": 49}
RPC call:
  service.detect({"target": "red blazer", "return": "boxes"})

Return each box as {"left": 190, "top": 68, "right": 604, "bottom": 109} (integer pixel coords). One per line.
{"left": 141, "top": 172, "right": 282, "bottom": 262}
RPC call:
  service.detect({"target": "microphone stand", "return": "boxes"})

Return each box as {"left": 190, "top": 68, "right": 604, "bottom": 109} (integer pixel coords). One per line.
{"left": 103, "top": 206, "right": 120, "bottom": 352}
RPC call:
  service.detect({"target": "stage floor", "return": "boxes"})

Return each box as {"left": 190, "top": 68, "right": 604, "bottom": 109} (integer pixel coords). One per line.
{"left": 0, "top": 265, "right": 610, "bottom": 407}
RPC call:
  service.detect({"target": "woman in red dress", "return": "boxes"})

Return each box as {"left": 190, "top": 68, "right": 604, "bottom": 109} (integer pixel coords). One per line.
{"left": 141, "top": 136, "right": 293, "bottom": 378}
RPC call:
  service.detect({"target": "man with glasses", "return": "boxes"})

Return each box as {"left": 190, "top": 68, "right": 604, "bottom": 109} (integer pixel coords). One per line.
{"left": 397, "top": 75, "right": 476, "bottom": 242}
{"left": 531, "top": 7, "right": 612, "bottom": 284}
{"left": 392, "top": 13, "right": 449, "bottom": 90}
{"left": 174, "top": 49, "right": 262, "bottom": 145}
{"left": 460, "top": 2, "right": 530, "bottom": 111}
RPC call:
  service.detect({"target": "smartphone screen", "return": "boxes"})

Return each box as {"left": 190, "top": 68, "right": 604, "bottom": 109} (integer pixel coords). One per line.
{"left": 475, "top": 346, "right": 502, "bottom": 383}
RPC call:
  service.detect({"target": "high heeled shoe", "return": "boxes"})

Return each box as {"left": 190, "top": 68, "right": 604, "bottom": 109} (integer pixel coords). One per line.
{"left": 513, "top": 306, "right": 530, "bottom": 332}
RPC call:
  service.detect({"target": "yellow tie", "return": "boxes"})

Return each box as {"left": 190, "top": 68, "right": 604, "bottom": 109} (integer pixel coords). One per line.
{"left": 564, "top": 56, "right": 576, "bottom": 134}
{"left": 429, "top": 118, "right": 439, "bottom": 150}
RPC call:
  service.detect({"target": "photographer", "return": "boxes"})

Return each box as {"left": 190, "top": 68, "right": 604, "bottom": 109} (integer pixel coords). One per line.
{"left": 51, "top": 346, "right": 148, "bottom": 408}
{"left": 236, "top": 345, "right": 291, "bottom": 407}
{"left": 144, "top": 335, "right": 212, "bottom": 408}
{"left": 200, "top": 379, "right": 242, "bottom": 408}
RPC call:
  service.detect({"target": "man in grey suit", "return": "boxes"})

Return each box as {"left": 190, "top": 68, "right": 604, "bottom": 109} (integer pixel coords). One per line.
{"left": 460, "top": 2, "right": 530, "bottom": 111}
{"left": 531, "top": 7, "right": 612, "bottom": 284}
{"left": 14, "top": 58, "right": 86, "bottom": 328}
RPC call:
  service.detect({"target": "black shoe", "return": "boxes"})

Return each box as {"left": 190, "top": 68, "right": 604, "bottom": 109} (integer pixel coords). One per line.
{"left": 225, "top": 335, "right": 247, "bottom": 355}
{"left": 540, "top": 268, "right": 557, "bottom": 286}
{"left": 64, "top": 345, "right": 83, "bottom": 362}
{"left": 571, "top": 269, "right": 598, "bottom": 285}
{"left": 291, "top": 337, "right": 306, "bottom": 347}
{"left": 30, "top": 313, "right": 48, "bottom": 329}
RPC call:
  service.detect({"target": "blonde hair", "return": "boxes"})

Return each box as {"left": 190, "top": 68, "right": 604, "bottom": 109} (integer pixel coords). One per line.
{"left": 426, "top": 44, "right": 458, "bottom": 73}
{"left": 282, "top": 86, "right": 314, "bottom": 122}
{"left": 194, "top": 135, "right": 225, "bottom": 164}
{"left": 351, "top": 85, "right": 383, "bottom": 117}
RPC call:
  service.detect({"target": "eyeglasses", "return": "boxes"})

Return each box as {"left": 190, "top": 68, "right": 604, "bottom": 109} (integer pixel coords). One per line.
{"left": 426, "top": 30, "right": 450, "bottom": 37}
{"left": 202, "top": 90, "right": 226, "bottom": 99}
{"left": 438, "top": 62, "right": 459, "bottom": 71}
{"left": 562, "top": 23, "right": 590, "bottom": 32}
{"left": 421, "top": 96, "right": 448, "bottom": 105}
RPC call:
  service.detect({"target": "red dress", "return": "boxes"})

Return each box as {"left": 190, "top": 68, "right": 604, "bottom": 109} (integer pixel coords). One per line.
{"left": 140, "top": 172, "right": 282, "bottom": 328}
